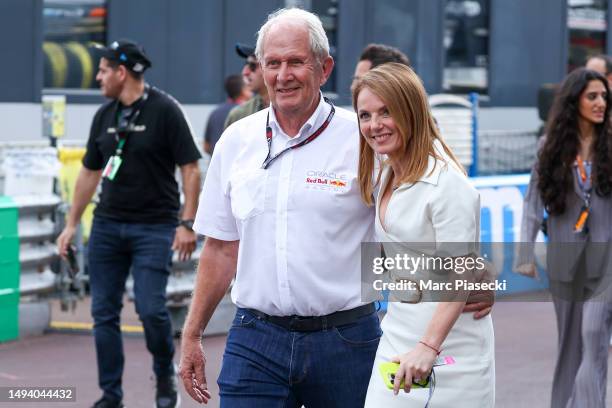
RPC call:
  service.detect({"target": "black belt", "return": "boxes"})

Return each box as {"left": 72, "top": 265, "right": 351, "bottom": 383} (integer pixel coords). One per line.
{"left": 246, "top": 303, "right": 376, "bottom": 332}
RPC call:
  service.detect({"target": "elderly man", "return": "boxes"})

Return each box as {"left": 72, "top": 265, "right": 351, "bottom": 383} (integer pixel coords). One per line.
{"left": 57, "top": 39, "right": 201, "bottom": 408}
{"left": 179, "top": 8, "right": 490, "bottom": 407}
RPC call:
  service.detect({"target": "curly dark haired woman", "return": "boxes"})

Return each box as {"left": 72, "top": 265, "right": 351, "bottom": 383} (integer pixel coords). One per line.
{"left": 516, "top": 67, "right": 612, "bottom": 408}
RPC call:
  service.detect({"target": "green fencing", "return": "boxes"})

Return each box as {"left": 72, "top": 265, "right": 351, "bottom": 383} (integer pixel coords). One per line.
{"left": 0, "top": 196, "right": 19, "bottom": 342}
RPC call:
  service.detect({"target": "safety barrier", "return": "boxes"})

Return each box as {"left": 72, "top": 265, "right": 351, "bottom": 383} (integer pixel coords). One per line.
{"left": 13, "top": 195, "right": 61, "bottom": 296}
{"left": 0, "top": 197, "right": 19, "bottom": 342}
{"left": 429, "top": 93, "right": 479, "bottom": 175}
{"left": 0, "top": 141, "right": 61, "bottom": 299}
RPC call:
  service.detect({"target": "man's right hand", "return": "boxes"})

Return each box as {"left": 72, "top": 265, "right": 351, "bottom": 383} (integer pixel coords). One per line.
{"left": 56, "top": 225, "right": 77, "bottom": 259}
{"left": 178, "top": 237, "right": 237, "bottom": 404}
{"left": 179, "top": 336, "right": 212, "bottom": 404}
{"left": 55, "top": 167, "right": 102, "bottom": 259}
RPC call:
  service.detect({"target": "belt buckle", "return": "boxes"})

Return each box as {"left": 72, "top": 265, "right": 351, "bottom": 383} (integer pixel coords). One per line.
{"left": 289, "top": 315, "right": 306, "bottom": 331}
{"left": 290, "top": 315, "right": 319, "bottom": 331}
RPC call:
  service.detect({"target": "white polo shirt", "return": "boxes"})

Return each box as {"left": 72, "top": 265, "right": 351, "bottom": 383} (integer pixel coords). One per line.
{"left": 194, "top": 95, "right": 375, "bottom": 316}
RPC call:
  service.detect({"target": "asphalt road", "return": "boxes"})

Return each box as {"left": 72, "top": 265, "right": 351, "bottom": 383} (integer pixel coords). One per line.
{"left": 1, "top": 301, "right": 611, "bottom": 408}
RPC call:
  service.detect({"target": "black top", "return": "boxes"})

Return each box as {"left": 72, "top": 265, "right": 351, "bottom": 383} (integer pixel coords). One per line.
{"left": 83, "top": 85, "right": 201, "bottom": 224}
{"left": 204, "top": 101, "right": 236, "bottom": 153}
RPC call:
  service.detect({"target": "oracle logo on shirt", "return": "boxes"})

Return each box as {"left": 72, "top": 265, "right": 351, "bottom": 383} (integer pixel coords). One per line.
{"left": 306, "top": 170, "right": 347, "bottom": 180}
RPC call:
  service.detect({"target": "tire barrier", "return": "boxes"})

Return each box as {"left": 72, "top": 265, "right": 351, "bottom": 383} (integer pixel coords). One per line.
{"left": 43, "top": 42, "right": 67, "bottom": 88}
{"left": 43, "top": 41, "right": 103, "bottom": 89}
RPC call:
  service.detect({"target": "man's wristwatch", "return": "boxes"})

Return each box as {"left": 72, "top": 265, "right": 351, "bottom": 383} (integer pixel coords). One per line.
{"left": 179, "top": 219, "right": 195, "bottom": 231}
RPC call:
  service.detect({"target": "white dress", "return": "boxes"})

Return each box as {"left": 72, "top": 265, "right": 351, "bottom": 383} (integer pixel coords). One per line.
{"left": 364, "top": 148, "right": 495, "bottom": 407}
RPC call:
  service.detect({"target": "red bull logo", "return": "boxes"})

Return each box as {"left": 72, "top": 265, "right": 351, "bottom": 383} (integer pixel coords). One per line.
{"left": 305, "top": 178, "right": 347, "bottom": 187}
{"left": 305, "top": 177, "right": 348, "bottom": 189}
{"left": 306, "top": 177, "right": 328, "bottom": 185}
{"left": 305, "top": 170, "right": 350, "bottom": 191}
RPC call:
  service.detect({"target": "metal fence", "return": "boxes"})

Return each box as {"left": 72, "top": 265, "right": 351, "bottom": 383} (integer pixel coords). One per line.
{"left": 477, "top": 130, "right": 539, "bottom": 176}
{"left": 429, "top": 92, "right": 540, "bottom": 177}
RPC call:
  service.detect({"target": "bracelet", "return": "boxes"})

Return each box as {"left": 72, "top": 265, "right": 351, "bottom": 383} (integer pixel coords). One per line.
{"left": 419, "top": 340, "right": 441, "bottom": 355}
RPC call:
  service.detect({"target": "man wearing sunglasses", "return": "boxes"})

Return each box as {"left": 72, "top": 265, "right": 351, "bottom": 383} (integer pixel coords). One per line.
{"left": 56, "top": 39, "right": 201, "bottom": 408}
{"left": 223, "top": 43, "right": 270, "bottom": 129}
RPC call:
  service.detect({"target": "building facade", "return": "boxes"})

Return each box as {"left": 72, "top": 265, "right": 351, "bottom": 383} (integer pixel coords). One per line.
{"left": 2, "top": 0, "right": 611, "bottom": 140}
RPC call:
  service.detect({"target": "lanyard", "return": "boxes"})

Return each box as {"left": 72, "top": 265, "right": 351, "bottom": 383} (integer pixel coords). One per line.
{"left": 576, "top": 156, "right": 589, "bottom": 184}
{"left": 574, "top": 155, "right": 593, "bottom": 234}
{"left": 261, "top": 97, "right": 335, "bottom": 169}
{"left": 575, "top": 155, "right": 593, "bottom": 203}
{"left": 115, "top": 138, "right": 126, "bottom": 156}
{"left": 112, "top": 84, "right": 150, "bottom": 157}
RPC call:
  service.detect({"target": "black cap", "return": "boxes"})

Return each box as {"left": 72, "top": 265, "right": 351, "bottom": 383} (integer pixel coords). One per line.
{"left": 235, "top": 43, "right": 255, "bottom": 59}
{"left": 100, "top": 39, "right": 152, "bottom": 73}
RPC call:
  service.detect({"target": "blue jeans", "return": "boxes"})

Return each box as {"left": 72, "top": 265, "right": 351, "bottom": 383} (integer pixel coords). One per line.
{"left": 218, "top": 308, "right": 382, "bottom": 407}
{"left": 88, "top": 216, "right": 176, "bottom": 401}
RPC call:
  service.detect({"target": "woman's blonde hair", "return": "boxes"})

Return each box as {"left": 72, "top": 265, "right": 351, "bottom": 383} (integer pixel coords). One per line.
{"left": 352, "top": 62, "right": 464, "bottom": 205}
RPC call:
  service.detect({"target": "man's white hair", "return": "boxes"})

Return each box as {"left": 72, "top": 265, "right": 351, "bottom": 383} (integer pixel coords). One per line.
{"left": 255, "top": 8, "right": 330, "bottom": 63}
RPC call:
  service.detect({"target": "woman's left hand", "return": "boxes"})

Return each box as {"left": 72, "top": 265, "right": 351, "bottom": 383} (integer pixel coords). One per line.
{"left": 390, "top": 343, "right": 438, "bottom": 395}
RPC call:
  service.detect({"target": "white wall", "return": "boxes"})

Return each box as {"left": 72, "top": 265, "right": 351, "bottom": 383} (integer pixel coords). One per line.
{"left": 0, "top": 103, "right": 42, "bottom": 142}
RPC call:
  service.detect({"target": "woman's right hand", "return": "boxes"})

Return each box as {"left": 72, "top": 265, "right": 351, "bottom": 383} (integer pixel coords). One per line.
{"left": 515, "top": 263, "right": 539, "bottom": 279}
{"left": 390, "top": 343, "right": 438, "bottom": 395}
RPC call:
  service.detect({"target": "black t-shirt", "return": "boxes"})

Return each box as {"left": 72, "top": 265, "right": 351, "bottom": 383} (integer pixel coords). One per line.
{"left": 83, "top": 85, "right": 201, "bottom": 223}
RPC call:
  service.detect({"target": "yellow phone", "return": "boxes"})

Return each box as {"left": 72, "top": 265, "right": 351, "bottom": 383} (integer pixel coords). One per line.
{"left": 379, "top": 356, "right": 455, "bottom": 390}
{"left": 379, "top": 362, "right": 430, "bottom": 390}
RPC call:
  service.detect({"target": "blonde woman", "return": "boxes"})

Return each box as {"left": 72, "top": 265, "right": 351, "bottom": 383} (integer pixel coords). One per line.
{"left": 353, "top": 63, "right": 495, "bottom": 407}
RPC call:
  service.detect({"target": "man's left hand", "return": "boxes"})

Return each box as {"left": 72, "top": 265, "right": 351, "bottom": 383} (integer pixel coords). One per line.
{"left": 463, "top": 285, "right": 494, "bottom": 319}
{"left": 173, "top": 226, "right": 197, "bottom": 262}
{"left": 462, "top": 256, "right": 495, "bottom": 319}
